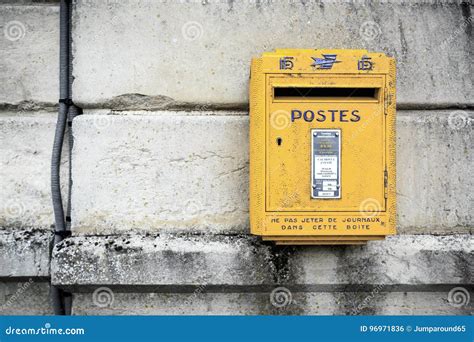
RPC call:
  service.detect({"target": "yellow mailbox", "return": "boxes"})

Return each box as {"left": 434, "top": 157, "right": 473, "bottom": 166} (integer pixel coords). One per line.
{"left": 249, "top": 49, "right": 396, "bottom": 245}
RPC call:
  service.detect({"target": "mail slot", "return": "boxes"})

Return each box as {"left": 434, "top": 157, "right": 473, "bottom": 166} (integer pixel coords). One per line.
{"left": 249, "top": 49, "right": 396, "bottom": 245}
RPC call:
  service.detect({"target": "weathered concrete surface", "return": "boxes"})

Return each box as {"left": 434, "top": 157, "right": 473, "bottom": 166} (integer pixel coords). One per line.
{"left": 71, "top": 291, "right": 471, "bottom": 315}
{"left": 0, "top": 280, "right": 52, "bottom": 315}
{"left": 397, "top": 110, "right": 473, "bottom": 232}
{"left": 72, "top": 1, "right": 473, "bottom": 108}
{"left": 0, "top": 4, "right": 59, "bottom": 106}
{"left": 0, "top": 113, "right": 68, "bottom": 230}
{"left": 0, "top": 229, "right": 51, "bottom": 278}
{"left": 1, "top": 230, "right": 469, "bottom": 315}
{"left": 72, "top": 112, "right": 249, "bottom": 234}
{"left": 72, "top": 110, "right": 473, "bottom": 234}
{"left": 0, "top": 228, "right": 52, "bottom": 315}
{"left": 52, "top": 234, "right": 473, "bottom": 288}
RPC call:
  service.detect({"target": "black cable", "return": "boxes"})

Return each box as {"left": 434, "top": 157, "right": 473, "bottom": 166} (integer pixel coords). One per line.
{"left": 51, "top": 0, "right": 72, "bottom": 316}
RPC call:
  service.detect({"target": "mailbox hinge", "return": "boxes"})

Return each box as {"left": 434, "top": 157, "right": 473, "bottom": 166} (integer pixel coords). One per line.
{"left": 384, "top": 169, "right": 388, "bottom": 198}
{"left": 384, "top": 88, "right": 391, "bottom": 115}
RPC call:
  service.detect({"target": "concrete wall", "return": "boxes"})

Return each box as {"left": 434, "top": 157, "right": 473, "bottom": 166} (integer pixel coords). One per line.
{"left": 69, "top": 110, "right": 473, "bottom": 235}
{"left": 0, "top": 3, "right": 58, "bottom": 107}
{"left": 0, "top": 0, "right": 472, "bottom": 315}
{"left": 72, "top": 0, "right": 473, "bottom": 107}
{"left": 0, "top": 229, "right": 52, "bottom": 315}
{"left": 0, "top": 1, "right": 58, "bottom": 315}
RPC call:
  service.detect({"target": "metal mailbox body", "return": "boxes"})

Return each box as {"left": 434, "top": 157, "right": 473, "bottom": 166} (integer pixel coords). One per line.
{"left": 249, "top": 49, "right": 396, "bottom": 245}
